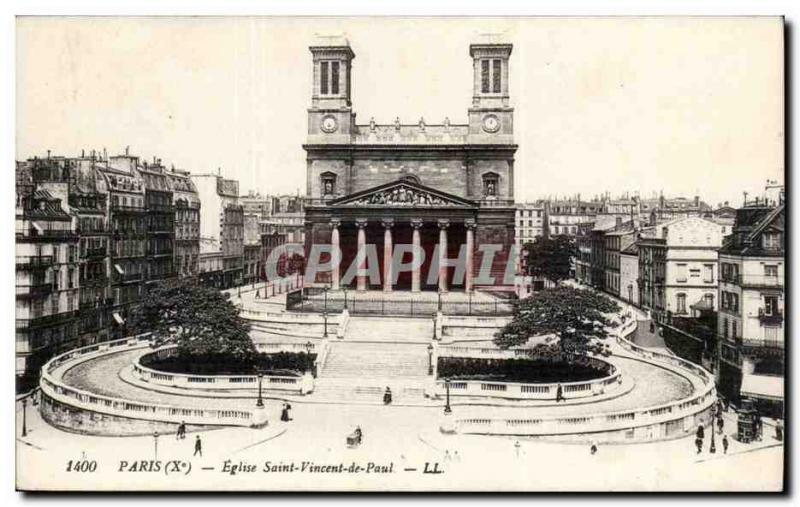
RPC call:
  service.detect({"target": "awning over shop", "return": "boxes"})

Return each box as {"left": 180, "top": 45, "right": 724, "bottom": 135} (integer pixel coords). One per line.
{"left": 114, "top": 264, "right": 125, "bottom": 275}
{"left": 741, "top": 374, "right": 783, "bottom": 401}
{"left": 112, "top": 312, "right": 125, "bottom": 325}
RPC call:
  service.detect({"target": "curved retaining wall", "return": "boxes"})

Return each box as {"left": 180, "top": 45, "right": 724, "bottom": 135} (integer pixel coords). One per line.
{"left": 133, "top": 346, "right": 315, "bottom": 394}
{"left": 450, "top": 318, "right": 716, "bottom": 442}
{"left": 433, "top": 353, "right": 621, "bottom": 401}
{"left": 39, "top": 336, "right": 269, "bottom": 434}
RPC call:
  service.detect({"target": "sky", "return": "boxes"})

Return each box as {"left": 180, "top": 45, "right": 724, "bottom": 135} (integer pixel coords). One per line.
{"left": 16, "top": 16, "right": 784, "bottom": 207}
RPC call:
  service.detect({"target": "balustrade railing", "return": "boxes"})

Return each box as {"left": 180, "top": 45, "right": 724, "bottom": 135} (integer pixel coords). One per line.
{"left": 39, "top": 336, "right": 268, "bottom": 427}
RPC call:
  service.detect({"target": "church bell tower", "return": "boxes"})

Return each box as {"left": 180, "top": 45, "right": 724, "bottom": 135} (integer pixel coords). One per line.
{"left": 307, "top": 36, "right": 355, "bottom": 144}
{"left": 467, "top": 38, "right": 514, "bottom": 144}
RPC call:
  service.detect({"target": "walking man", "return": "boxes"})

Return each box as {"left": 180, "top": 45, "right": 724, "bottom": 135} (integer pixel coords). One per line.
{"left": 555, "top": 384, "right": 564, "bottom": 403}
{"left": 194, "top": 435, "right": 202, "bottom": 457}
{"left": 695, "top": 425, "right": 704, "bottom": 454}
{"left": 722, "top": 435, "right": 729, "bottom": 454}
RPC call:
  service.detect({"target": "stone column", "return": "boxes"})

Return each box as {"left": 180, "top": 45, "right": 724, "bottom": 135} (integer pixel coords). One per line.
{"left": 382, "top": 218, "right": 394, "bottom": 292}
{"left": 465, "top": 218, "right": 476, "bottom": 292}
{"left": 410, "top": 219, "right": 423, "bottom": 293}
{"left": 438, "top": 219, "right": 450, "bottom": 293}
{"left": 355, "top": 218, "right": 368, "bottom": 292}
{"left": 330, "top": 218, "right": 341, "bottom": 290}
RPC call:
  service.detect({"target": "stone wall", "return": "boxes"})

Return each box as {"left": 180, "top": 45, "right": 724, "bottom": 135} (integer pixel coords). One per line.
{"left": 39, "top": 394, "right": 184, "bottom": 437}
{"left": 308, "top": 155, "right": 514, "bottom": 200}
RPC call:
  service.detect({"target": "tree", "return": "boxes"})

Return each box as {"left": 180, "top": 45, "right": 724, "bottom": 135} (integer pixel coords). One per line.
{"left": 521, "top": 235, "right": 577, "bottom": 285}
{"left": 129, "top": 278, "right": 256, "bottom": 363}
{"left": 494, "top": 287, "right": 620, "bottom": 356}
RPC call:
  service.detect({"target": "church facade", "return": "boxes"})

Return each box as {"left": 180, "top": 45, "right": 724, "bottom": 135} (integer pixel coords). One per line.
{"left": 303, "top": 37, "right": 517, "bottom": 293}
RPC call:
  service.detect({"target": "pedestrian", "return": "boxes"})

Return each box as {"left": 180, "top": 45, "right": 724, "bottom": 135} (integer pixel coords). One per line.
{"left": 695, "top": 436, "right": 703, "bottom": 454}
{"left": 775, "top": 420, "right": 784, "bottom": 441}
{"left": 755, "top": 414, "right": 763, "bottom": 441}
{"left": 194, "top": 435, "right": 202, "bottom": 457}
{"left": 555, "top": 384, "right": 564, "bottom": 403}
{"left": 696, "top": 424, "right": 705, "bottom": 440}
{"left": 453, "top": 450, "right": 461, "bottom": 462}
{"left": 444, "top": 450, "right": 451, "bottom": 462}
{"left": 717, "top": 415, "right": 724, "bottom": 433}
{"left": 722, "top": 435, "right": 729, "bottom": 454}
{"left": 590, "top": 443, "right": 598, "bottom": 455}
{"left": 255, "top": 289, "right": 261, "bottom": 299}
{"left": 514, "top": 440, "right": 521, "bottom": 458}
{"left": 280, "top": 402, "right": 292, "bottom": 422}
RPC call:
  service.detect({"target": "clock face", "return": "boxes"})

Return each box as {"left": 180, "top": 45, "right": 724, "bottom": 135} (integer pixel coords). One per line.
{"left": 321, "top": 115, "right": 338, "bottom": 133}
{"left": 482, "top": 114, "right": 500, "bottom": 133}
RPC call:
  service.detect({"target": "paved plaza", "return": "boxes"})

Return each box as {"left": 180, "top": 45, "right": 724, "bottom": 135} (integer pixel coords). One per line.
{"left": 16, "top": 396, "right": 783, "bottom": 491}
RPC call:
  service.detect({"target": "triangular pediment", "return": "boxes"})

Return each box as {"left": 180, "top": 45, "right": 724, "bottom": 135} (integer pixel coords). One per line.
{"left": 329, "top": 179, "right": 478, "bottom": 208}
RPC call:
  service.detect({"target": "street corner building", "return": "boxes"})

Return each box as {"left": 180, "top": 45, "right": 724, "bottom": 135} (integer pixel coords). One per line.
{"left": 301, "top": 36, "right": 517, "bottom": 293}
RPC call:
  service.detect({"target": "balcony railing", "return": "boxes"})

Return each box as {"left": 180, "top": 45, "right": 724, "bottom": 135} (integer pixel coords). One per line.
{"left": 23, "top": 228, "right": 78, "bottom": 239}
{"left": 82, "top": 247, "right": 107, "bottom": 259}
{"left": 739, "top": 275, "right": 784, "bottom": 288}
{"left": 110, "top": 204, "right": 146, "bottom": 213}
{"left": 16, "top": 283, "right": 54, "bottom": 298}
{"left": 115, "top": 273, "right": 143, "bottom": 284}
{"left": 15, "top": 310, "right": 80, "bottom": 329}
{"left": 740, "top": 338, "right": 784, "bottom": 351}
{"left": 147, "top": 203, "right": 175, "bottom": 212}
{"left": 758, "top": 308, "right": 783, "bottom": 325}
{"left": 16, "top": 255, "right": 54, "bottom": 270}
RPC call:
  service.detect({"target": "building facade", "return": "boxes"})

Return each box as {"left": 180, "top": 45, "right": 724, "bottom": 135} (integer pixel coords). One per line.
{"left": 302, "top": 37, "right": 517, "bottom": 292}
{"left": 166, "top": 168, "right": 201, "bottom": 278}
{"left": 638, "top": 217, "right": 722, "bottom": 322}
{"left": 138, "top": 160, "right": 176, "bottom": 285}
{"left": 515, "top": 201, "right": 546, "bottom": 246}
{"left": 717, "top": 203, "right": 784, "bottom": 415}
{"left": 619, "top": 243, "right": 639, "bottom": 306}
{"left": 192, "top": 172, "right": 244, "bottom": 289}
{"left": 15, "top": 184, "right": 80, "bottom": 387}
{"left": 101, "top": 154, "right": 148, "bottom": 335}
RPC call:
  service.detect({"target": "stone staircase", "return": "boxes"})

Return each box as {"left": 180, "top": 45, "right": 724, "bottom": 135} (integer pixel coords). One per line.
{"left": 313, "top": 341, "right": 433, "bottom": 403}
{"left": 344, "top": 316, "right": 434, "bottom": 343}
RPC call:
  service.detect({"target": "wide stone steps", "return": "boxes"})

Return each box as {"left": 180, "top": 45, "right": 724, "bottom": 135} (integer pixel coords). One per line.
{"left": 311, "top": 378, "right": 429, "bottom": 403}
{"left": 344, "top": 316, "right": 434, "bottom": 343}
{"left": 321, "top": 342, "right": 430, "bottom": 378}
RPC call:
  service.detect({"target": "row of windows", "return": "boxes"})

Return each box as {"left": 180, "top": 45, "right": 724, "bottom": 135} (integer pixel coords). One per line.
{"left": 517, "top": 210, "right": 543, "bottom": 218}
{"left": 675, "top": 263, "right": 714, "bottom": 283}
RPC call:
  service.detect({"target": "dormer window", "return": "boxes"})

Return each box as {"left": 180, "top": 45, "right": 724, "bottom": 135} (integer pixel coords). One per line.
{"left": 763, "top": 232, "right": 782, "bottom": 250}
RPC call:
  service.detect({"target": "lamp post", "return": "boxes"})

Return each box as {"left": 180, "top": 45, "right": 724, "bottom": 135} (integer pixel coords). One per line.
{"left": 342, "top": 287, "right": 348, "bottom": 310}
{"left": 323, "top": 285, "right": 329, "bottom": 314}
{"left": 322, "top": 311, "right": 329, "bottom": 338}
{"left": 21, "top": 398, "right": 28, "bottom": 437}
{"left": 444, "top": 378, "right": 452, "bottom": 414}
{"left": 256, "top": 373, "right": 264, "bottom": 408}
{"left": 437, "top": 289, "right": 442, "bottom": 312}
{"left": 427, "top": 344, "right": 434, "bottom": 376}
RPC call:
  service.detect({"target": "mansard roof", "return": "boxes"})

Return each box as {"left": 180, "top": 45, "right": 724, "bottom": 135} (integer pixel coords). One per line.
{"left": 328, "top": 178, "right": 478, "bottom": 209}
